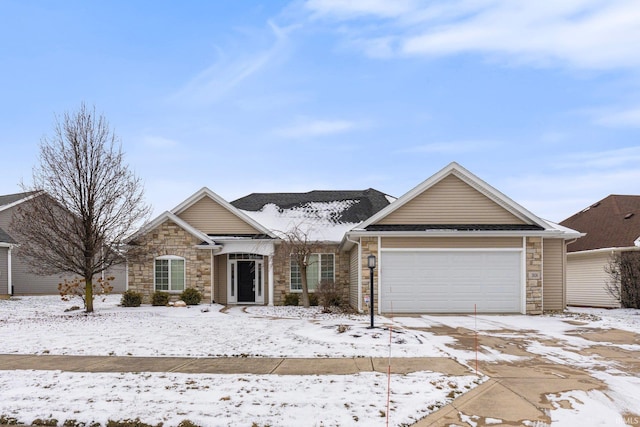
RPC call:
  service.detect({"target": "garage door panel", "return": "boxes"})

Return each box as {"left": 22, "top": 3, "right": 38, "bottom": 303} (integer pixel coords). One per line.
{"left": 381, "top": 251, "right": 522, "bottom": 313}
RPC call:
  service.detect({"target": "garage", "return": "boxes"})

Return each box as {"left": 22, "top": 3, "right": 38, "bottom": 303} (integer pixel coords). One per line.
{"left": 380, "top": 250, "right": 523, "bottom": 314}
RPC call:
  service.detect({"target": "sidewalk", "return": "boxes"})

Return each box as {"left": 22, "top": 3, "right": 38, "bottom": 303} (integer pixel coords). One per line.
{"left": 0, "top": 354, "right": 470, "bottom": 376}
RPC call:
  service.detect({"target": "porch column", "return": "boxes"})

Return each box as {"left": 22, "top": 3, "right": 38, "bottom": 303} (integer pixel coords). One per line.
{"left": 268, "top": 254, "right": 274, "bottom": 306}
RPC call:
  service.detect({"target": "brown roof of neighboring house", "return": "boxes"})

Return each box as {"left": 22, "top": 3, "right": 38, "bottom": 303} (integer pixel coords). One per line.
{"left": 560, "top": 195, "right": 640, "bottom": 252}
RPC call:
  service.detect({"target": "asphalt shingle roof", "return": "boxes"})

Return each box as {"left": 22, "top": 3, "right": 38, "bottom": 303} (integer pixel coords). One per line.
{"left": 0, "top": 227, "right": 16, "bottom": 244}
{"left": 0, "top": 191, "right": 38, "bottom": 208}
{"left": 231, "top": 189, "right": 393, "bottom": 224}
{"left": 560, "top": 194, "right": 640, "bottom": 252}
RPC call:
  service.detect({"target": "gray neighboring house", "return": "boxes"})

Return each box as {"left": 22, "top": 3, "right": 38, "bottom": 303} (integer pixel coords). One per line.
{"left": 0, "top": 191, "right": 127, "bottom": 296}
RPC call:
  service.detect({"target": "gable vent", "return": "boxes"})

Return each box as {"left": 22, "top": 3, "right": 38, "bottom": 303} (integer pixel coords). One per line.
{"left": 625, "top": 213, "right": 635, "bottom": 219}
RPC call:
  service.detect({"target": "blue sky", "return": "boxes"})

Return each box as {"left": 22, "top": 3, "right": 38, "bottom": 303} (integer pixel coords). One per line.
{"left": 2, "top": 0, "right": 639, "bottom": 222}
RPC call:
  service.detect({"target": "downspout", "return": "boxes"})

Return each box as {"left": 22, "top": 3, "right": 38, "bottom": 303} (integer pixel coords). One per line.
{"left": 346, "top": 234, "right": 362, "bottom": 312}
{"left": 7, "top": 245, "right": 12, "bottom": 295}
{"left": 211, "top": 250, "right": 215, "bottom": 304}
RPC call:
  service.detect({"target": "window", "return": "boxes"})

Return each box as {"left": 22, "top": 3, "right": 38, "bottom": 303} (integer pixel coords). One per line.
{"left": 155, "top": 256, "right": 185, "bottom": 292}
{"left": 290, "top": 253, "right": 334, "bottom": 292}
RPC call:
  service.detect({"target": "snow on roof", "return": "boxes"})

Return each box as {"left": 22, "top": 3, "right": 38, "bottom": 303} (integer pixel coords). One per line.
{"left": 239, "top": 200, "right": 361, "bottom": 242}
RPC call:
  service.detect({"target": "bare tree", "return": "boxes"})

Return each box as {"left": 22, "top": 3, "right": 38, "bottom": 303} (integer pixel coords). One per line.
{"left": 605, "top": 251, "right": 640, "bottom": 309}
{"left": 12, "top": 103, "right": 150, "bottom": 312}
{"left": 273, "top": 224, "right": 324, "bottom": 308}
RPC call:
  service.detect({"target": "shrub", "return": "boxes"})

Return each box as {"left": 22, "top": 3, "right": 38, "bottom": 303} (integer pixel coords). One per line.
{"left": 317, "top": 280, "right": 342, "bottom": 311}
{"left": 308, "top": 292, "right": 319, "bottom": 307}
{"left": 177, "top": 421, "right": 201, "bottom": 427}
{"left": 106, "top": 419, "right": 160, "bottom": 427}
{"left": 32, "top": 419, "right": 58, "bottom": 426}
{"left": 120, "top": 290, "right": 142, "bottom": 307}
{"left": 151, "top": 291, "right": 170, "bottom": 306}
{"left": 283, "top": 293, "right": 299, "bottom": 306}
{"left": 180, "top": 288, "right": 202, "bottom": 305}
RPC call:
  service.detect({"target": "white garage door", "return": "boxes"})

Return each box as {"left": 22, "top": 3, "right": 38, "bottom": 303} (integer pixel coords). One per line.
{"left": 381, "top": 250, "right": 522, "bottom": 314}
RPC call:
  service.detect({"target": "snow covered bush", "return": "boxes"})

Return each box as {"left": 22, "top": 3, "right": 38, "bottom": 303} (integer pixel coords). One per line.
{"left": 120, "top": 290, "right": 142, "bottom": 307}
{"left": 283, "top": 293, "right": 299, "bottom": 306}
{"left": 151, "top": 291, "right": 170, "bottom": 306}
{"left": 180, "top": 288, "right": 202, "bottom": 305}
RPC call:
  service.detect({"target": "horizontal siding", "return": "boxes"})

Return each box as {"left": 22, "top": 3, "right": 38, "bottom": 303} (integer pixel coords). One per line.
{"left": 377, "top": 174, "right": 526, "bottom": 225}
{"left": 0, "top": 247, "right": 8, "bottom": 295}
{"left": 566, "top": 252, "right": 620, "bottom": 308}
{"left": 11, "top": 257, "right": 73, "bottom": 295}
{"left": 382, "top": 236, "right": 522, "bottom": 249}
{"left": 104, "top": 264, "right": 127, "bottom": 293}
{"left": 178, "top": 196, "right": 259, "bottom": 235}
{"left": 543, "top": 239, "right": 564, "bottom": 311}
{"left": 349, "top": 246, "right": 359, "bottom": 310}
{"left": 214, "top": 254, "right": 228, "bottom": 304}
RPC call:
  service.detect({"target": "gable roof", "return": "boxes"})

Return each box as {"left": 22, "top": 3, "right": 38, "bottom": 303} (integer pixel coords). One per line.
{"left": 347, "top": 162, "right": 582, "bottom": 242}
{"left": 231, "top": 189, "right": 394, "bottom": 242}
{"left": 129, "top": 211, "right": 220, "bottom": 248}
{"left": 0, "top": 227, "right": 16, "bottom": 245}
{"left": 231, "top": 189, "right": 393, "bottom": 224}
{"left": 358, "top": 162, "right": 550, "bottom": 229}
{"left": 560, "top": 195, "right": 640, "bottom": 252}
{"left": 0, "top": 191, "right": 40, "bottom": 212}
{"left": 172, "top": 187, "right": 276, "bottom": 238}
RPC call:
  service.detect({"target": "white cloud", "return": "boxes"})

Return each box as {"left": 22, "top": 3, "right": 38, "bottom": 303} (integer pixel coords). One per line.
{"left": 595, "top": 107, "right": 640, "bottom": 127}
{"left": 304, "top": 0, "right": 640, "bottom": 70}
{"left": 305, "top": 0, "right": 419, "bottom": 19}
{"left": 141, "top": 136, "right": 179, "bottom": 148}
{"left": 556, "top": 146, "right": 640, "bottom": 169}
{"left": 273, "top": 118, "right": 362, "bottom": 138}
{"left": 172, "top": 21, "right": 295, "bottom": 105}
{"left": 400, "top": 140, "right": 498, "bottom": 154}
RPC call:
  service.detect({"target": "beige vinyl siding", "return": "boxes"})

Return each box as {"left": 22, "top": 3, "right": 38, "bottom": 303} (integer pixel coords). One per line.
{"left": 377, "top": 174, "right": 526, "bottom": 225}
{"left": 178, "top": 196, "right": 260, "bottom": 235}
{"left": 0, "top": 247, "right": 8, "bottom": 295}
{"left": 214, "top": 254, "right": 228, "bottom": 304}
{"left": 349, "top": 246, "right": 359, "bottom": 309}
{"left": 104, "top": 264, "right": 127, "bottom": 293}
{"left": 542, "top": 239, "right": 565, "bottom": 311}
{"left": 566, "top": 251, "right": 620, "bottom": 308}
{"left": 382, "top": 236, "right": 522, "bottom": 249}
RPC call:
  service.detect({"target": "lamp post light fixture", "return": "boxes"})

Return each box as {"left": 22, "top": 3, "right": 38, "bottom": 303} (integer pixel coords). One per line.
{"left": 367, "top": 254, "right": 376, "bottom": 329}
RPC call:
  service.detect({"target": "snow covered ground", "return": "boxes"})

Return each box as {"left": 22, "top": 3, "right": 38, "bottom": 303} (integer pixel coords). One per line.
{"left": 1, "top": 295, "right": 639, "bottom": 426}
{"left": 0, "top": 295, "right": 479, "bottom": 426}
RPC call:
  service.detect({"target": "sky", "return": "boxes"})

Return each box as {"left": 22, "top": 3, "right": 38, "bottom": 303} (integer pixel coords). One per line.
{"left": 1, "top": 0, "right": 639, "bottom": 223}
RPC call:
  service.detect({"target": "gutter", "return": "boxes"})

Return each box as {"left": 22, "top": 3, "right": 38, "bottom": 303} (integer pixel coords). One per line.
{"left": 344, "top": 229, "right": 585, "bottom": 239}
{"left": 567, "top": 246, "right": 640, "bottom": 257}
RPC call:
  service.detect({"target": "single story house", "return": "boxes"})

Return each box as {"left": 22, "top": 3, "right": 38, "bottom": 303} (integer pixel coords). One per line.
{"left": 560, "top": 195, "right": 640, "bottom": 308}
{"left": 0, "top": 191, "right": 127, "bottom": 296}
{"left": 128, "top": 162, "right": 582, "bottom": 314}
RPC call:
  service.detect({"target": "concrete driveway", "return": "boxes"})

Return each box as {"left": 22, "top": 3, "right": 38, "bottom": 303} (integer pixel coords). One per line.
{"left": 405, "top": 315, "right": 640, "bottom": 426}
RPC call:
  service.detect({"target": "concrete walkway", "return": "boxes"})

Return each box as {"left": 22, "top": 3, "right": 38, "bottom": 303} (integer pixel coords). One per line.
{"left": 0, "top": 354, "right": 470, "bottom": 376}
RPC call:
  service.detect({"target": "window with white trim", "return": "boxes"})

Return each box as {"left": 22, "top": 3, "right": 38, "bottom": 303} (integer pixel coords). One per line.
{"left": 155, "top": 256, "right": 185, "bottom": 292}
{"left": 290, "top": 253, "right": 334, "bottom": 292}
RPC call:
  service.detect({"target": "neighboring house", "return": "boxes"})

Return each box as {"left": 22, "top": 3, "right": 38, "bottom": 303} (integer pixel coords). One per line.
{"left": 0, "top": 227, "right": 16, "bottom": 298}
{"left": 128, "top": 163, "right": 581, "bottom": 314}
{"left": 560, "top": 195, "right": 640, "bottom": 308}
{"left": 0, "top": 191, "right": 127, "bottom": 295}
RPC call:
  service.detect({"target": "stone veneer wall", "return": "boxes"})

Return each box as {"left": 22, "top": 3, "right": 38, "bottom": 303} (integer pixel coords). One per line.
{"left": 271, "top": 243, "right": 349, "bottom": 306}
{"left": 525, "top": 236, "right": 543, "bottom": 314}
{"left": 128, "top": 219, "right": 212, "bottom": 304}
{"left": 359, "top": 237, "right": 378, "bottom": 315}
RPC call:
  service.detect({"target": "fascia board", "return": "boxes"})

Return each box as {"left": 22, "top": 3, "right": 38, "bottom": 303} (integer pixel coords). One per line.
{"left": 567, "top": 246, "right": 640, "bottom": 257}
{"left": 170, "top": 187, "right": 276, "bottom": 238}
{"left": 130, "top": 211, "right": 215, "bottom": 245}
{"left": 0, "top": 191, "right": 44, "bottom": 213}
{"left": 345, "top": 229, "right": 583, "bottom": 239}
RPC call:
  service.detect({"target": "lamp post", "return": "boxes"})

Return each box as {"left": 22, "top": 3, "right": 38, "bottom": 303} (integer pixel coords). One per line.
{"left": 367, "top": 254, "right": 376, "bottom": 328}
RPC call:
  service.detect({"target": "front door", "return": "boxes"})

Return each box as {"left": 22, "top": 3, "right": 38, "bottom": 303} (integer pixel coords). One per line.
{"left": 237, "top": 261, "right": 256, "bottom": 303}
